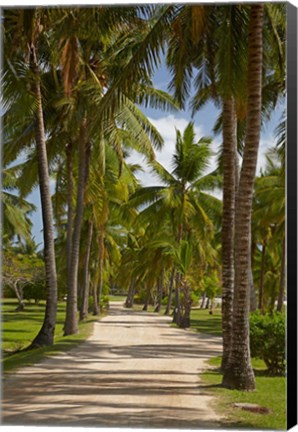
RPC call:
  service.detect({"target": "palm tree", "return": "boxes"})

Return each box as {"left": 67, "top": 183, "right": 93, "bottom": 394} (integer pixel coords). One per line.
{"left": 2, "top": 165, "right": 36, "bottom": 247}
{"left": 130, "top": 122, "right": 221, "bottom": 324}
{"left": 3, "top": 9, "right": 58, "bottom": 347}
{"left": 165, "top": 3, "right": 249, "bottom": 371}
{"left": 166, "top": 3, "right": 285, "bottom": 374}
{"left": 222, "top": 4, "right": 264, "bottom": 390}
{"left": 253, "top": 147, "right": 285, "bottom": 313}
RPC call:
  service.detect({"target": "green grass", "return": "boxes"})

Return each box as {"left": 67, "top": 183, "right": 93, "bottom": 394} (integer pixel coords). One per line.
{"left": 1, "top": 298, "right": 99, "bottom": 373}
{"left": 190, "top": 307, "right": 222, "bottom": 336}
{"left": 108, "top": 295, "right": 126, "bottom": 302}
{"left": 202, "top": 357, "right": 286, "bottom": 430}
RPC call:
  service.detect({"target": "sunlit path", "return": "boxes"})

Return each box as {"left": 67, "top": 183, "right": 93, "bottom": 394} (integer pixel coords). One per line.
{"left": 2, "top": 302, "right": 223, "bottom": 428}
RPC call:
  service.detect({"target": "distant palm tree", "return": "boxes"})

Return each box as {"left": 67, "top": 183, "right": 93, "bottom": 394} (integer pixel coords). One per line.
{"left": 2, "top": 165, "right": 36, "bottom": 247}
{"left": 130, "top": 122, "right": 221, "bottom": 324}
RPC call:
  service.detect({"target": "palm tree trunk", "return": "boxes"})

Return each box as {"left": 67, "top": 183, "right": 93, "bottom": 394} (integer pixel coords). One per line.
{"left": 154, "top": 270, "right": 164, "bottom": 313}
{"left": 173, "top": 224, "right": 183, "bottom": 324}
{"left": 97, "top": 223, "right": 105, "bottom": 310}
{"left": 173, "top": 272, "right": 182, "bottom": 325}
{"left": 258, "top": 241, "right": 266, "bottom": 313}
{"left": 143, "top": 286, "right": 151, "bottom": 311}
{"left": 66, "top": 142, "right": 74, "bottom": 284}
{"left": 29, "top": 43, "right": 58, "bottom": 347}
{"left": 125, "top": 280, "right": 135, "bottom": 308}
{"left": 64, "top": 118, "right": 89, "bottom": 335}
{"left": 221, "top": 97, "right": 237, "bottom": 372}
{"left": 250, "top": 235, "right": 257, "bottom": 312}
{"left": 165, "top": 268, "right": 175, "bottom": 315}
{"left": 222, "top": 4, "right": 264, "bottom": 391}
{"left": 277, "top": 236, "right": 285, "bottom": 312}
{"left": 180, "top": 279, "right": 192, "bottom": 328}
{"left": 79, "top": 218, "right": 93, "bottom": 321}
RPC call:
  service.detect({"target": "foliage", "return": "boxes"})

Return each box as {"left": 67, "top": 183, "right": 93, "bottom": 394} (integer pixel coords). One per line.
{"left": 2, "top": 248, "right": 45, "bottom": 308}
{"left": 250, "top": 311, "right": 286, "bottom": 375}
{"left": 99, "top": 295, "right": 110, "bottom": 311}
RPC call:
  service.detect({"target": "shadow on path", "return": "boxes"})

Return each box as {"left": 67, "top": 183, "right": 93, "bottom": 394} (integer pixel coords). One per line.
{"left": 2, "top": 302, "right": 224, "bottom": 429}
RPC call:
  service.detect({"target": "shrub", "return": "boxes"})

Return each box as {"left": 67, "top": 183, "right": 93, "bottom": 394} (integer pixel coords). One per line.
{"left": 100, "top": 295, "right": 109, "bottom": 311}
{"left": 23, "top": 283, "right": 46, "bottom": 304}
{"left": 250, "top": 311, "right": 286, "bottom": 375}
{"left": 161, "top": 296, "right": 168, "bottom": 306}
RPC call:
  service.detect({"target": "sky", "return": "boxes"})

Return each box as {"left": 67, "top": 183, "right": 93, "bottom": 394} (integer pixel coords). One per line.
{"left": 26, "top": 48, "right": 284, "bottom": 249}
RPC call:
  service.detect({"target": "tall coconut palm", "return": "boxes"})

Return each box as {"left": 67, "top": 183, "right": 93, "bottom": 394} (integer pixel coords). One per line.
{"left": 166, "top": 3, "right": 249, "bottom": 370}
{"left": 166, "top": 3, "right": 285, "bottom": 374}
{"left": 222, "top": 4, "right": 264, "bottom": 390}
{"left": 3, "top": 9, "right": 58, "bottom": 347}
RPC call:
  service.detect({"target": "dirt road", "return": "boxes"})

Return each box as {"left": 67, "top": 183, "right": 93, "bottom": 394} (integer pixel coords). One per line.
{"left": 2, "top": 302, "right": 223, "bottom": 428}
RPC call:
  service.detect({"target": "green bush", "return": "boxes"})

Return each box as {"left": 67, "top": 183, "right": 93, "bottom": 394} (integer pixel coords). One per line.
{"left": 161, "top": 296, "right": 168, "bottom": 306}
{"left": 23, "top": 283, "right": 46, "bottom": 304}
{"left": 250, "top": 311, "right": 286, "bottom": 375}
{"left": 100, "top": 295, "right": 109, "bottom": 311}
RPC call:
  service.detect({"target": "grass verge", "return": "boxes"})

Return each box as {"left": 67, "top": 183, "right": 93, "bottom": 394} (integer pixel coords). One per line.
{"left": 202, "top": 357, "right": 286, "bottom": 430}
{"left": 1, "top": 299, "right": 99, "bottom": 373}
{"left": 190, "top": 307, "right": 222, "bottom": 336}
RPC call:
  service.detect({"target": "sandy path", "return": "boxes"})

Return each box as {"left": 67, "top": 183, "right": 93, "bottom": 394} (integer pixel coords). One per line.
{"left": 2, "top": 302, "right": 223, "bottom": 429}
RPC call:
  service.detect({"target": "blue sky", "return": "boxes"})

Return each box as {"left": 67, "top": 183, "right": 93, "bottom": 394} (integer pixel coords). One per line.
{"left": 28, "top": 56, "right": 284, "bottom": 249}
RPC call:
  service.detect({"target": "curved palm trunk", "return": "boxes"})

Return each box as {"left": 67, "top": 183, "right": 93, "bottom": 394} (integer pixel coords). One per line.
{"left": 222, "top": 4, "right": 264, "bottom": 390}
{"left": 165, "top": 268, "right": 175, "bottom": 315}
{"left": 29, "top": 43, "right": 58, "bottom": 348}
{"left": 221, "top": 97, "right": 237, "bottom": 372}
{"left": 277, "top": 236, "right": 285, "bottom": 312}
{"left": 64, "top": 118, "right": 89, "bottom": 335}
{"left": 125, "top": 280, "right": 135, "bottom": 308}
{"left": 80, "top": 219, "right": 94, "bottom": 321}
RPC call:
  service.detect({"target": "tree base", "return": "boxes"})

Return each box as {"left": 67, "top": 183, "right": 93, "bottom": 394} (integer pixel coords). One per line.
{"left": 29, "top": 323, "right": 55, "bottom": 348}
{"left": 222, "top": 366, "right": 256, "bottom": 391}
{"left": 179, "top": 315, "right": 190, "bottom": 328}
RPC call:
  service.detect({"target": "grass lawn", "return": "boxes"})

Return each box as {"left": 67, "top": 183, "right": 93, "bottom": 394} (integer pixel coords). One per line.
{"left": 202, "top": 357, "right": 286, "bottom": 430}
{"left": 190, "top": 307, "right": 222, "bottom": 336}
{"left": 108, "top": 295, "right": 126, "bottom": 302}
{"left": 1, "top": 298, "right": 99, "bottom": 373}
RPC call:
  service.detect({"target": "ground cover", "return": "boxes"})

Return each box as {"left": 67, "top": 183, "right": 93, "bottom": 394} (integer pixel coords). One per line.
{"left": 1, "top": 298, "right": 98, "bottom": 372}
{"left": 190, "top": 308, "right": 222, "bottom": 336}
{"left": 108, "top": 295, "right": 126, "bottom": 302}
{"left": 202, "top": 357, "right": 286, "bottom": 430}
